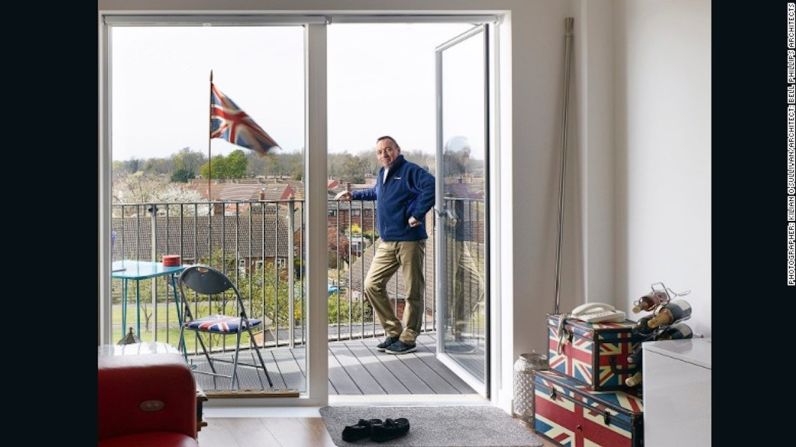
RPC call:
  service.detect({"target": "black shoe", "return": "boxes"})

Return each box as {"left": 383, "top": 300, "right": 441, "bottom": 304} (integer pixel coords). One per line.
{"left": 385, "top": 340, "right": 417, "bottom": 355}
{"left": 371, "top": 418, "right": 410, "bottom": 442}
{"left": 342, "top": 418, "right": 382, "bottom": 442}
{"left": 376, "top": 336, "right": 400, "bottom": 352}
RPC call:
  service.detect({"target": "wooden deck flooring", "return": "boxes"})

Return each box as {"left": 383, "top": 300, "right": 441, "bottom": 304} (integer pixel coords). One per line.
{"left": 188, "top": 333, "right": 476, "bottom": 395}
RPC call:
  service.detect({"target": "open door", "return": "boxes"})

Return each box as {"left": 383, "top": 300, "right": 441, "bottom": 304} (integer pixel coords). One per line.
{"left": 434, "top": 25, "right": 489, "bottom": 396}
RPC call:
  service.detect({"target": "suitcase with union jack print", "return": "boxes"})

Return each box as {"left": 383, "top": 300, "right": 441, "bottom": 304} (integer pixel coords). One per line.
{"left": 548, "top": 314, "right": 644, "bottom": 391}
{"left": 533, "top": 369, "right": 644, "bottom": 447}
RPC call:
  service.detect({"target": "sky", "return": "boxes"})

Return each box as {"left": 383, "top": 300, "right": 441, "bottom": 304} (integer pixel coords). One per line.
{"left": 111, "top": 23, "right": 484, "bottom": 162}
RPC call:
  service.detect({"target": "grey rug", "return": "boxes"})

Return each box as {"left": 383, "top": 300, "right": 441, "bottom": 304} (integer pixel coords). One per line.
{"left": 319, "top": 406, "right": 543, "bottom": 447}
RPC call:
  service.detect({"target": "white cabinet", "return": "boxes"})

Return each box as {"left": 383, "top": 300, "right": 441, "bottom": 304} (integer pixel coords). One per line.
{"left": 643, "top": 338, "right": 711, "bottom": 447}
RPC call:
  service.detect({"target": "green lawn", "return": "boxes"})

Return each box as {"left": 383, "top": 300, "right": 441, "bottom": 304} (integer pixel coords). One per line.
{"left": 111, "top": 302, "right": 256, "bottom": 352}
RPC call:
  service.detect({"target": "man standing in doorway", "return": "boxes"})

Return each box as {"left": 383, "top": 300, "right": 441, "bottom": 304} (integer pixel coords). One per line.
{"left": 335, "top": 136, "right": 435, "bottom": 354}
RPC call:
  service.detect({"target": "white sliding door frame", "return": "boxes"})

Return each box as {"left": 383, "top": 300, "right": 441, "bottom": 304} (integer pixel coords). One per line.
{"left": 98, "top": 13, "right": 328, "bottom": 406}
{"left": 99, "top": 11, "right": 505, "bottom": 408}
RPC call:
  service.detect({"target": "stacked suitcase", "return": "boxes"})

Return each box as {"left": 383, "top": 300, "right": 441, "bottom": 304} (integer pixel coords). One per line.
{"left": 532, "top": 315, "right": 645, "bottom": 447}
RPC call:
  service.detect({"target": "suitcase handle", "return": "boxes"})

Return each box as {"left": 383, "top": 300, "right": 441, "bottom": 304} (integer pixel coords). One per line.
{"left": 544, "top": 385, "right": 613, "bottom": 426}
{"left": 555, "top": 316, "right": 570, "bottom": 354}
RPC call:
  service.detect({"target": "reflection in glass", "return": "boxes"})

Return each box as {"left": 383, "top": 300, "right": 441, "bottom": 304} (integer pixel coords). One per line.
{"left": 442, "top": 137, "right": 486, "bottom": 377}
{"left": 438, "top": 28, "right": 487, "bottom": 383}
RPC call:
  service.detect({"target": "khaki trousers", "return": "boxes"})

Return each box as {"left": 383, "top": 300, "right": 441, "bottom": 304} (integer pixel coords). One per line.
{"left": 451, "top": 240, "right": 485, "bottom": 339}
{"left": 363, "top": 240, "right": 425, "bottom": 344}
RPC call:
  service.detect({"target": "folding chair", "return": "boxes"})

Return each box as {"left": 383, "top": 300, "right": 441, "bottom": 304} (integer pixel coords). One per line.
{"left": 177, "top": 265, "right": 273, "bottom": 390}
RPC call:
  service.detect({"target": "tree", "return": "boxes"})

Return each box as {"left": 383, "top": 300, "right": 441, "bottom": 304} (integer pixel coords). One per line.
{"left": 123, "top": 158, "right": 143, "bottom": 174}
{"left": 171, "top": 147, "right": 204, "bottom": 182}
{"left": 170, "top": 168, "right": 195, "bottom": 183}
{"left": 225, "top": 150, "right": 248, "bottom": 178}
{"left": 112, "top": 171, "right": 207, "bottom": 216}
{"left": 328, "top": 227, "right": 350, "bottom": 268}
{"left": 246, "top": 151, "right": 269, "bottom": 175}
{"left": 249, "top": 151, "right": 303, "bottom": 179}
{"left": 328, "top": 151, "right": 376, "bottom": 183}
{"left": 144, "top": 157, "right": 174, "bottom": 175}
{"left": 200, "top": 155, "right": 227, "bottom": 179}
{"left": 341, "top": 154, "right": 370, "bottom": 183}
{"left": 199, "top": 151, "right": 248, "bottom": 179}
{"left": 444, "top": 148, "right": 470, "bottom": 176}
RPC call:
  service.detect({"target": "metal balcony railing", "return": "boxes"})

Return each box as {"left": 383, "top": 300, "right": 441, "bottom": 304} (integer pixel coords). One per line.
{"left": 111, "top": 200, "right": 303, "bottom": 355}
{"left": 110, "top": 197, "right": 484, "bottom": 355}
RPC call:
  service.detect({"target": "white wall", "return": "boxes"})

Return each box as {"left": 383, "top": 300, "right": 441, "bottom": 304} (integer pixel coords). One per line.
{"left": 613, "top": 0, "right": 711, "bottom": 336}
{"left": 574, "top": 0, "right": 615, "bottom": 306}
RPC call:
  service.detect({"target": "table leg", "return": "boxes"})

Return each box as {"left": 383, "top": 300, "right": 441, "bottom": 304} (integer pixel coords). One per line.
{"left": 171, "top": 274, "right": 187, "bottom": 357}
{"left": 122, "top": 279, "right": 128, "bottom": 337}
{"left": 136, "top": 280, "right": 141, "bottom": 337}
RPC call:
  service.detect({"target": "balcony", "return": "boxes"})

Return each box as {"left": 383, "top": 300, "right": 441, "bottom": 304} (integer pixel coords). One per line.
{"left": 182, "top": 333, "right": 475, "bottom": 395}
{"left": 110, "top": 198, "right": 484, "bottom": 394}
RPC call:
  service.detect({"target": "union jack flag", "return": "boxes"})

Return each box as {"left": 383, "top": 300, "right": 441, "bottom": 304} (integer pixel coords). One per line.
{"left": 210, "top": 83, "right": 280, "bottom": 155}
{"left": 533, "top": 370, "right": 643, "bottom": 447}
{"left": 597, "top": 332, "right": 636, "bottom": 388}
{"left": 548, "top": 315, "right": 641, "bottom": 390}
{"left": 549, "top": 326, "right": 595, "bottom": 385}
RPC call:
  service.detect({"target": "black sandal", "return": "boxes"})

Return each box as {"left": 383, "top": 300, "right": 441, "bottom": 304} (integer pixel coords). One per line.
{"left": 370, "top": 418, "right": 410, "bottom": 442}
{"left": 342, "top": 418, "right": 382, "bottom": 442}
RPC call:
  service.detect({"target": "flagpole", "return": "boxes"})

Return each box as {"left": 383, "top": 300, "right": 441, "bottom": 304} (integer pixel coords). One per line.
{"left": 208, "top": 70, "right": 213, "bottom": 203}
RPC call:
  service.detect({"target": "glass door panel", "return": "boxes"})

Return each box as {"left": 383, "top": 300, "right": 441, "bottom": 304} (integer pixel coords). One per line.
{"left": 109, "top": 25, "right": 307, "bottom": 395}
{"left": 435, "top": 25, "right": 488, "bottom": 394}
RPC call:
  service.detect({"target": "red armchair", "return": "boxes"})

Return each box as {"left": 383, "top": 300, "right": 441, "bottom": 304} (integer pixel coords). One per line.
{"left": 98, "top": 352, "right": 198, "bottom": 447}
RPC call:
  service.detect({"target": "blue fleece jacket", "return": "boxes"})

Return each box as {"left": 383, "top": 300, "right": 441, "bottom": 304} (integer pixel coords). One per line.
{"left": 351, "top": 155, "right": 435, "bottom": 241}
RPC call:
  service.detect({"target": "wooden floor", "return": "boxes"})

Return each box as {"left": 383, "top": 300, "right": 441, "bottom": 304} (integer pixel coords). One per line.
{"left": 198, "top": 417, "right": 558, "bottom": 447}
{"left": 188, "top": 332, "right": 476, "bottom": 395}
{"left": 198, "top": 417, "right": 336, "bottom": 447}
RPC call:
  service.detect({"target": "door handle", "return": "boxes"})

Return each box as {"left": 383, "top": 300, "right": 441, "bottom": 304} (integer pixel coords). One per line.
{"left": 434, "top": 207, "right": 458, "bottom": 221}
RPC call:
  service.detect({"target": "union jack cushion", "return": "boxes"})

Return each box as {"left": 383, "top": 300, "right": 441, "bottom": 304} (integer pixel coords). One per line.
{"left": 186, "top": 315, "right": 262, "bottom": 333}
